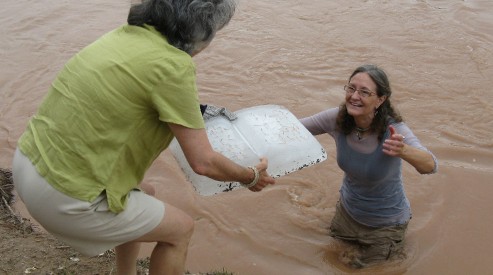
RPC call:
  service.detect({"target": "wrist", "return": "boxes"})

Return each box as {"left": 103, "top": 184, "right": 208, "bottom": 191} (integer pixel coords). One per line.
{"left": 241, "top": 166, "right": 259, "bottom": 188}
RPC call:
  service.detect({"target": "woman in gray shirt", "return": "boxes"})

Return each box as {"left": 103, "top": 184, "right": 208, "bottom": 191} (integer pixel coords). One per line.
{"left": 300, "top": 64, "right": 437, "bottom": 268}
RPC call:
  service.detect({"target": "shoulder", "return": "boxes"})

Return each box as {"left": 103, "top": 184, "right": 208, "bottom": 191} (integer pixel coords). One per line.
{"left": 300, "top": 106, "right": 340, "bottom": 136}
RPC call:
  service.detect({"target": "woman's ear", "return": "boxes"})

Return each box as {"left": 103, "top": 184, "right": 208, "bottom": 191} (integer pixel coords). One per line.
{"left": 377, "top": 95, "right": 387, "bottom": 108}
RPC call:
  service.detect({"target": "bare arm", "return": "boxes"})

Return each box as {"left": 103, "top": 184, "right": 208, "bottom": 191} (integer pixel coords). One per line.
{"left": 168, "top": 123, "right": 275, "bottom": 191}
{"left": 383, "top": 125, "right": 436, "bottom": 174}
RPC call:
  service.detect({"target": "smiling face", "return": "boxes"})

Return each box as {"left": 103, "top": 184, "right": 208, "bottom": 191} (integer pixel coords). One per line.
{"left": 345, "top": 72, "right": 387, "bottom": 125}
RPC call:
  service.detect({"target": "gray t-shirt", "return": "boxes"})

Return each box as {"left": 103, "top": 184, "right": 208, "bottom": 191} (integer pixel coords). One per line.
{"left": 300, "top": 107, "right": 437, "bottom": 227}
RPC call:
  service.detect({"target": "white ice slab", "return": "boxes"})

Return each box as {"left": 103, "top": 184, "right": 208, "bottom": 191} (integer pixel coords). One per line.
{"left": 169, "top": 105, "right": 327, "bottom": 195}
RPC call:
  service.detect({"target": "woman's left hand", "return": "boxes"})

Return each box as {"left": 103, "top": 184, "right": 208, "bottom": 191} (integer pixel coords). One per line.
{"left": 382, "top": 125, "right": 406, "bottom": 157}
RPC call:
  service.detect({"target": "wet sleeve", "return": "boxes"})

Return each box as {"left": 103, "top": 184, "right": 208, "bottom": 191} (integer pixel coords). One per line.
{"left": 300, "top": 107, "right": 339, "bottom": 136}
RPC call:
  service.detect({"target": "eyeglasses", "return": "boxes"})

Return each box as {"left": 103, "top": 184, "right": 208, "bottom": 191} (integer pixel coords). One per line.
{"left": 344, "top": 85, "right": 376, "bottom": 98}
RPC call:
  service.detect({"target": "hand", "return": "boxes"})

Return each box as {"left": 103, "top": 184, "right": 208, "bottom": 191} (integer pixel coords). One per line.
{"left": 382, "top": 125, "right": 406, "bottom": 157}
{"left": 201, "top": 104, "right": 238, "bottom": 121}
{"left": 248, "top": 158, "right": 275, "bottom": 192}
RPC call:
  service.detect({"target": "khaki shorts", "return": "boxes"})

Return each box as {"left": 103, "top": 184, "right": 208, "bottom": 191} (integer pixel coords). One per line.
{"left": 13, "top": 148, "right": 165, "bottom": 257}
{"left": 329, "top": 201, "right": 408, "bottom": 266}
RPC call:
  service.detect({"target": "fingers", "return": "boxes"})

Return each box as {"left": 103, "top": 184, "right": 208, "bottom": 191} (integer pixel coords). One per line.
{"left": 257, "top": 158, "right": 274, "bottom": 185}
{"left": 382, "top": 141, "right": 403, "bottom": 156}
{"left": 249, "top": 176, "right": 275, "bottom": 192}
{"left": 384, "top": 125, "right": 406, "bottom": 157}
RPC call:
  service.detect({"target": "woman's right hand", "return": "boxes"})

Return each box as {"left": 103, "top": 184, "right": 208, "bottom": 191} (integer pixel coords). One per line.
{"left": 248, "top": 158, "right": 275, "bottom": 192}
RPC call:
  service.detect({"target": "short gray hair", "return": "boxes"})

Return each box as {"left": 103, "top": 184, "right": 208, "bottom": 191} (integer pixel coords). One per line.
{"left": 128, "top": 0, "right": 237, "bottom": 54}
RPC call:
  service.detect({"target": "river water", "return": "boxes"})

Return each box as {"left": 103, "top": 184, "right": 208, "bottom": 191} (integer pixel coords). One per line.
{"left": 1, "top": 0, "right": 492, "bottom": 274}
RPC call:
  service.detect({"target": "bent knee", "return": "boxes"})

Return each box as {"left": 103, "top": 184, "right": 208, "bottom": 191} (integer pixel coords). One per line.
{"left": 163, "top": 207, "right": 195, "bottom": 244}
{"left": 158, "top": 214, "right": 194, "bottom": 248}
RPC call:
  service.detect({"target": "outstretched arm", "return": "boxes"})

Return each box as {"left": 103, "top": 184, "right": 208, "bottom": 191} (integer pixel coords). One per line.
{"left": 383, "top": 125, "right": 437, "bottom": 174}
{"left": 168, "top": 123, "right": 275, "bottom": 191}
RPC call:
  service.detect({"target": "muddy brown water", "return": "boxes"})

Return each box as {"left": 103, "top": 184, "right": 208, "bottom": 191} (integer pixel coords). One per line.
{"left": 1, "top": 0, "right": 492, "bottom": 274}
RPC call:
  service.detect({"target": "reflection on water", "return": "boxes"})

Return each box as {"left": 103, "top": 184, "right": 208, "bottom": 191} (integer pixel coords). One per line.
{"left": 1, "top": 0, "right": 492, "bottom": 274}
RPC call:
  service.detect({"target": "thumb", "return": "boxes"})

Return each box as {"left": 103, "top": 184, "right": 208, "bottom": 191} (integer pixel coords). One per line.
{"left": 257, "top": 157, "right": 268, "bottom": 171}
{"left": 389, "top": 125, "right": 396, "bottom": 137}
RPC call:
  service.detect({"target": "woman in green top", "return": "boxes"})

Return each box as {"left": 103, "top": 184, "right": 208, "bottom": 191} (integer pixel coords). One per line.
{"left": 12, "top": 0, "right": 275, "bottom": 274}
